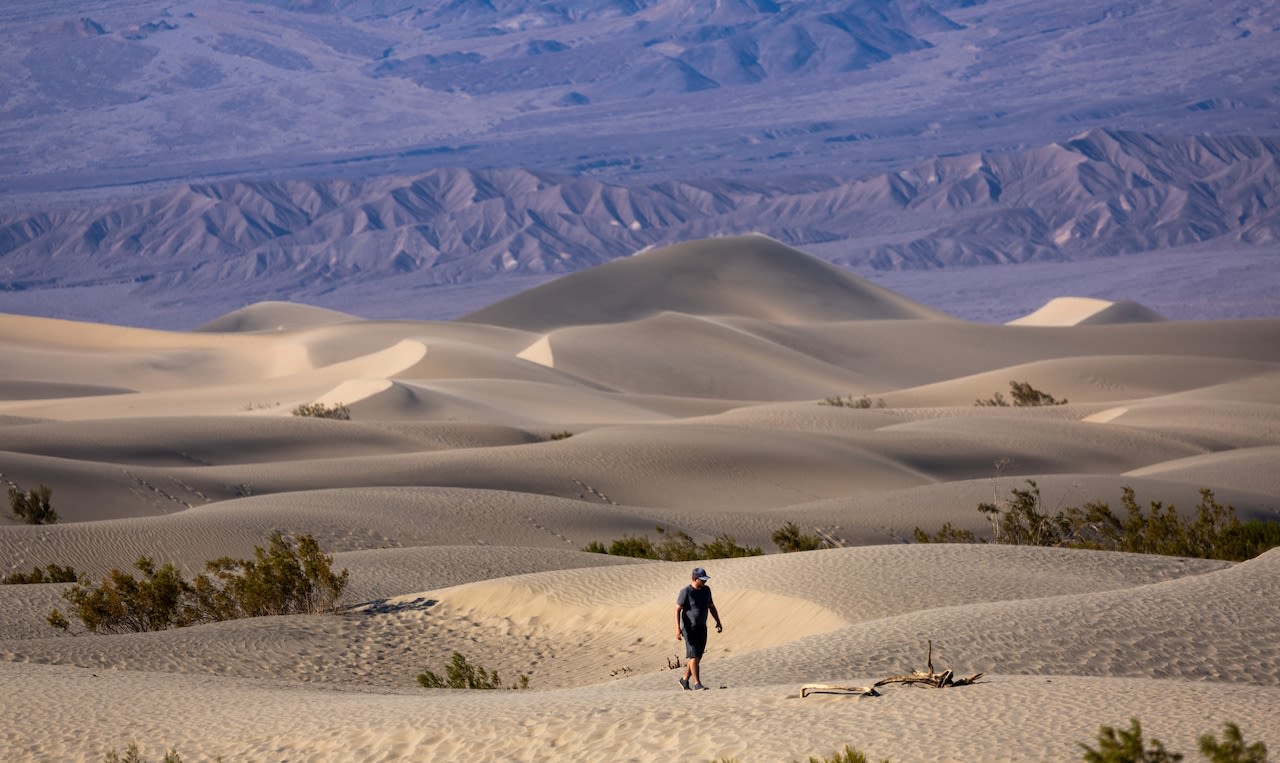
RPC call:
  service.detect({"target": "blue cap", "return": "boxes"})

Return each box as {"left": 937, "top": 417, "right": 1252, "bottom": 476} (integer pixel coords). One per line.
{"left": 692, "top": 567, "right": 709, "bottom": 581}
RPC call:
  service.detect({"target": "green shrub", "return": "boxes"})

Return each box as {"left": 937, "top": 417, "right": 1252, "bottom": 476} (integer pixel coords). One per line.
{"left": 820, "top": 395, "right": 885, "bottom": 409}
{"left": 56, "top": 557, "right": 191, "bottom": 634}
{"left": 104, "top": 742, "right": 183, "bottom": 763}
{"left": 701, "top": 533, "right": 763, "bottom": 559}
{"left": 772, "top": 521, "right": 831, "bottom": 552}
{"left": 1081, "top": 719, "right": 1181, "bottom": 762}
{"left": 50, "top": 532, "right": 347, "bottom": 634}
{"left": 915, "top": 481, "right": 1280, "bottom": 562}
{"left": 912, "top": 523, "right": 978, "bottom": 544}
{"left": 976, "top": 380, "right": 1066, "bottom": 407}
{"left": 655, "top": 526, "right": 703, "bottom": 561}
{"left": 1080, "top": 719, "right": 1268, "bottom": 762}
{"left": 799, "top": 746, "right": 890, "bottom": 763}
{"left": 1217, "top": 520, "right": 1280, "bottom": 564}
{"left": 583, "top": 526, "right": 763, "bottom": 561}
{"left": 417, "top": 651, "right": 528, "bottom": 690}
{"left": 291, "top": 402, "right": 350, "bottom": 420}
{"left": 2, "top": 563, "right": 80, "bottom": 584}
{"left": 595, "top": 534, "right": 659, "bottom": 559}
{"left": 190, "top": 531, "right": 348, "bottom": 619}
{"left": 9, "top": 483, "right": 57, "bottom": 524}
{"left": 1199, "top": 723, "right": 1268, "bottom": 763}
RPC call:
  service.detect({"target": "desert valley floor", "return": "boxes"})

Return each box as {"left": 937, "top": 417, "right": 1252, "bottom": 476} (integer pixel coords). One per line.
{"left": 1, "top": 236, "right": 1278, "bottom": 762}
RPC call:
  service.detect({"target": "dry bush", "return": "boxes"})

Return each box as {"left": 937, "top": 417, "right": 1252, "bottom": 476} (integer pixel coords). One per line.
{"left": 417, "top": 651, "right": 529, "bottom": 690}
{"left": 9, "top": 483, "right": 57, "bottom": 524}
{"left": 915, "top": 481, "right": 1280, "bottom": 562}
{"left": 819, "top": 395, "right": 885, "bottom": 409}
{"left": 291, "top": 402, "right": 350, "bottom": 420}
{"left": 771, "top": 521, "right": 831, "bottom": 552}
{"left": 50, "top": 532, "right": 347, "bottom": 634}
{"left": 583, "top": 526, "right": 761, "bottom": 560}
{"left": 975, "top": 380, "right": 1067, "bottom": 407}
{"left": 3, "top": 563, "right": 80, "bottom": 584}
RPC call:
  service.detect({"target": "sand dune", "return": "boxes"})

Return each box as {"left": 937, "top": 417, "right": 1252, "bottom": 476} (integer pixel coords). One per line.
{"left": 1010, "top": 296, "right": 1168, "bottom": 326}
{"left": 462, "top": 235, "right": 953, "bottom": 331}
{"left": 1, "top": 237, "right": 1278, "bottom": 761}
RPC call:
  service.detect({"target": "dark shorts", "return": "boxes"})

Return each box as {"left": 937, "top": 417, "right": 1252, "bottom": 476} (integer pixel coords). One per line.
{"left": 683, "top": 624, "right": 708, "bottom": 659}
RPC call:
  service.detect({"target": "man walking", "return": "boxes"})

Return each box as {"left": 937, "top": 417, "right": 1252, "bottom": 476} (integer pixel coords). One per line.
{"left": 675, "top": 566, "right": 722, "bottom": 690}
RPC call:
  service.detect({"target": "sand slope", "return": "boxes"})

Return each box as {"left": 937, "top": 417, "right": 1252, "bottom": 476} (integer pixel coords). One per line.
{"left": 1, "top": 237, "right": 1278, "bottom": 761}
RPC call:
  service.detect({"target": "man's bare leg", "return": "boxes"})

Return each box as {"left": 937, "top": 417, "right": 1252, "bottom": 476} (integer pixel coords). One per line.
{"left": 686, "top": 656, "right": 702, "bottom": 687}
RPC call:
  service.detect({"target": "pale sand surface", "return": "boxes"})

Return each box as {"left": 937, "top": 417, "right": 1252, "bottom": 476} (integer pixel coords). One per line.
{"left": 2, "top": 236, "right": 1278, "bottom": 761}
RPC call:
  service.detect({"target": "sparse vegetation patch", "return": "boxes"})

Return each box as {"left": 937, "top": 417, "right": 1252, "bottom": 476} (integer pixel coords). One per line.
{"left": 49, "top": 532, "right": 348, "bottom": 634}
{"left": 820, "top": 394, "right": 885, "bottom": 409}
{"left": 1081, "top": 719, "right": 1267, "bottom": 763}
{"left": 583, "top": 526, "right": 761, "bottom": 561}
{"left": 9, "top": 483, "right": 58, "bottom": 524}
{"left": 291, "top": 401, "right": 350, "bottom": 420}
{"left": 914, "top": 481, "right": 1280, "bottom": 562}
{"left": 771, "top": 521, "right": 832, "bottom": 552}
{"left": 417, "top": 651, "right": 529, "bottom": 690}
{"left": 975, "top": 380, "right": 1067, "bottom": 407}
{"left": 3, "top": 563, "right": 81, "bottom": 584}
{"left": 103, "top": 742, "right": 186, "bottom": 763}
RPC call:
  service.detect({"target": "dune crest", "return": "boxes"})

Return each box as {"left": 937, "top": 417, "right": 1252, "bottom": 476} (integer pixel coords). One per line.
{"left": 516, "top": 335, "right": 555, "bottom": 368}
{"left": 462, "top": 234, "right": 952, "bottom": 331}
{"left": 1009, "top": 296, "right": 1167, "bottom": 326}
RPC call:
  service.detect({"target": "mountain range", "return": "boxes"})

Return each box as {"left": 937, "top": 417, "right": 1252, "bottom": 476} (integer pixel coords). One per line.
{"left": 0, "top": 0, "right": 1277, "bottom": 326}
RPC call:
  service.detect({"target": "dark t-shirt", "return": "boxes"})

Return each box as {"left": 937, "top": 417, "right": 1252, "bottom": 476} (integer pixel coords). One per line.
{"left": 676, "top": 584, "right": 714, "bottom": 629}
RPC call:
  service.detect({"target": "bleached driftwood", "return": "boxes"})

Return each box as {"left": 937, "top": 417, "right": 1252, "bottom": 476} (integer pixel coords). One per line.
{"left": 873, "top": 640, "right": 984, "bottom": 689}
{"left": 800, "top": 684, "right": 881, "bottom": 698}
{"left": 801, "top": 640, "right": 983, "bottom": 698}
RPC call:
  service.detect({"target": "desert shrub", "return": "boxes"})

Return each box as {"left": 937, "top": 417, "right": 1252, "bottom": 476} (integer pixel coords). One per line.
{"left": 1199, "top": 723, "right": 1268, "bottom": 763}
{"left": 9, "top": 483, "right": 57, "bottom": 524}
{"left": 654, "top": 526, "right": 703, "bottom": 561}
{"left": 588, "top": 534, "right": 658, "bottom": 559}
{"left": 189, "top": 531, "right": 348, "bottom": 620}
{"left": 584, "top": 526, "right": 763, "bottom": 561}
{"left": 1080, "top": 719, "right": 1268, "bottom": 762}
{"left": 915, "top": 482, "right": 1280, "bottom": 562}
{"left": 50, "top": 533, "right": 347, "bottom": 633}
{"left": 700, "top": 533, "right": 763, "bottom": 558}
{"left": 547, "top": 430, "right": 574, "bottom": 440}
{"left": 3, "top": 563, "right": 81, "bottom": 584}
{"left": 976, "top": 380, "right": 1066, "bottom": 407}
{"left": 56, "top": 557, "right": 191, "bottom": 634}
{"left": 771, "top": 522, "right": 830, "bottom": 552}
{"left": 912, "top": 523, "right": 978, "bottom": 544}
{"left": 291, "top": 402, "right": 350, "bottom": 420}
{"left": 1081, "top": 718, "right": 1182, "bottom": 762}
{"left": 1216, "top": 519, "right": 1280, "bottom": 563}
{"left": 417, "top": 651, "right": 528, "bottom": 690}
{"left": 799, "top": 746, "right": 890, "bottom": 763}
{"left": 979, "top": 479, "right": 1074, "bottom": 546}
{"left": 103, "top": 742, "right": 184, "bottom": 763}
{"left": 1070, "top": 487, "right": 1277, "bottom": 561}
{"left": 721, "top": 722, "right": 1265, "bottom": 763}
{"left": 820, "top": 395, "right": 885, "bottom": 409}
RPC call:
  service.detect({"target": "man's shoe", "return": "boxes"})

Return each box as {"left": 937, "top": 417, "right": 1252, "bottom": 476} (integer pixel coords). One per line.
{"left": 678, "top": 678, "right": 691, "bottom": 690}
{"left": 692, "top": 683, "right": 707, "bottom": 690}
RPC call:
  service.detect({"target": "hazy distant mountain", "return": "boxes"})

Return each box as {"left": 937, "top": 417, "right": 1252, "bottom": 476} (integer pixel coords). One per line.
{"left": 0, "top": 0, "right": 1277, "bottom": 327}
{"left": 2, "top": 129, "right": 1275, "bottom": 305}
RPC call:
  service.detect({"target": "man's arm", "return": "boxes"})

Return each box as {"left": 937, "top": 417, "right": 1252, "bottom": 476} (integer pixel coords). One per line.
{"left": 709, "top": 601, "right": 722, "bottom": 632}
{"left": 675, "top": 603, "right": 685, "bottom": 639}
